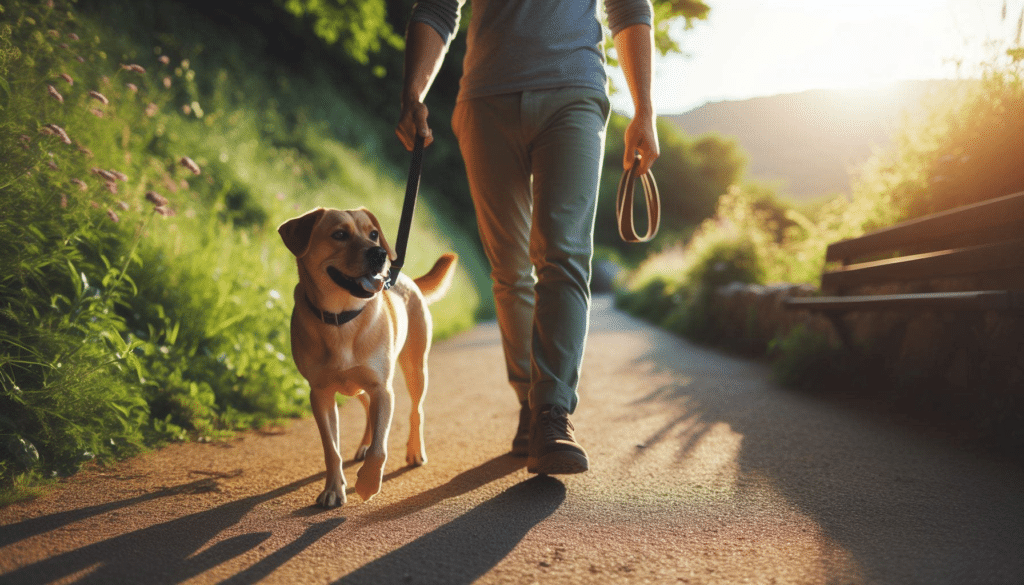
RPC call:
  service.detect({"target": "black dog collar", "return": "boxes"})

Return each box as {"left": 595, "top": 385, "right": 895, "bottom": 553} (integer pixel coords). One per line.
{"left": 305, "top": 294, "right": 364, "bottom": 326}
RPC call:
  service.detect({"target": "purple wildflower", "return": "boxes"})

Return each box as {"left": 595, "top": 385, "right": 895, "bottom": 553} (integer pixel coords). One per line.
{"left": 145, "top": 191, "right": 169, "bottom": 207}
{"left": 41, "top": 124, "right": 72, "bottom": 145}
{"left": 88, "top": 90, "right": 109, "bottom": 105}
{"left": 179, "top": 156, "right": 201, "bottom": 175}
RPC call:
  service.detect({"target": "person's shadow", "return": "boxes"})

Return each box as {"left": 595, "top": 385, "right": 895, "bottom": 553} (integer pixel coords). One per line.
{"left": 336, "top": 475, "right": 566, "bottom": 585}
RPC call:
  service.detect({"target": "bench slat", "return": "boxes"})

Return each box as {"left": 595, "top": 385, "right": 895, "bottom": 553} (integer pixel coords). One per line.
{"left": 826, "top": 190, "right": 1024, "bottom": 263}
{"left": 821, "top": 238, "right": 1024, "bottom": 292}
{"left": 783, "top": 290, "right": 1022, "bottom": 312}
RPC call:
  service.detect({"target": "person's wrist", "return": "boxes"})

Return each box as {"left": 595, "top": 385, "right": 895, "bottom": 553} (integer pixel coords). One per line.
{"left": 632, "top": 102, "right": 655, "bottom": 118}
{"left": 401, "top": 92, "right": 421, "bottom": 110}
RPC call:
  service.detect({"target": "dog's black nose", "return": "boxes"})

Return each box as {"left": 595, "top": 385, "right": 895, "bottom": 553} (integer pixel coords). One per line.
{"left": 366, "top": 246, "right": 388, "bottom": 269}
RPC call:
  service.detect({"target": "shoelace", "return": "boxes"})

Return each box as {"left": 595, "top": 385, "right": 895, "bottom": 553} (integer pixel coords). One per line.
{"left": 539, "top": 406, "right": 574, "bottom": 442}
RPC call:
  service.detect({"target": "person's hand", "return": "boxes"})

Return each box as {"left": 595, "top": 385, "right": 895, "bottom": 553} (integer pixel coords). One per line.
{"left": 623, "top": 108, "right": 659, "bottom": 175}
{"left": 396, "top": 100, "right": 433, "bottom": 151}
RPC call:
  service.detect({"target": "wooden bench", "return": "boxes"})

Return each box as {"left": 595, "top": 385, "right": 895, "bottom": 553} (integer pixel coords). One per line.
{"left": 784, "top": 190, "right": 1024, "bottom": 345}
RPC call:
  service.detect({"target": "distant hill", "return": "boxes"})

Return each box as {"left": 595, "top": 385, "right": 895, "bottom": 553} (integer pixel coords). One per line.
{"left": 668, "top": 80, "right": 969, "bottom": 200}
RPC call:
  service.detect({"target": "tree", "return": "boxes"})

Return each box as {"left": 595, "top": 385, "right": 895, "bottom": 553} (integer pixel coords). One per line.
{"left": 275, "top": 0, "right": 403, "bottom": 66}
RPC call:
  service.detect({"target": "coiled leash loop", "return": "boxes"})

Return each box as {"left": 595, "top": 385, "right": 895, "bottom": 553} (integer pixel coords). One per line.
{"left": 616, "top": 155, "right": 660, "bottom": 243}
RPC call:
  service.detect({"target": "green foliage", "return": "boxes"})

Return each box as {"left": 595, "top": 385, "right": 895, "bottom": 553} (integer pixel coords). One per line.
{"left": 651, "top": 0, "right": 711, "bottom": 55}
{"left": 276, "top": 0, "right": 402, "bottom": 66}
{"left": 893, "top": 71, "right": 1024, "bottom": 218}
{"left": 1, "top": 0, "right": 484, "bottom": 500}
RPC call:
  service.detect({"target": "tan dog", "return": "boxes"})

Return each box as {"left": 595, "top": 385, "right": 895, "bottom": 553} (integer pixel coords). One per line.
{"left": 279, "top": 207, "right": 457, "bottom": 507}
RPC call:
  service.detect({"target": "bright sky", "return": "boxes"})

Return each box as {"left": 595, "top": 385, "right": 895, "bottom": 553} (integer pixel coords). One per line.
{"left": 610, "top": 0, "right": 1023, "bottom": 115}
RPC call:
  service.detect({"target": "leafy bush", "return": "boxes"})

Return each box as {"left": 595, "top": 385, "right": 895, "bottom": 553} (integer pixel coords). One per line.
{"left": 1, "top": 0, "right": 170, "bottom": 488}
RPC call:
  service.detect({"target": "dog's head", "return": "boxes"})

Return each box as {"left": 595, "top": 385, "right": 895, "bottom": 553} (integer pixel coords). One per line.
{"left": 278, "top": 207, "right": 396, "bottom": 298}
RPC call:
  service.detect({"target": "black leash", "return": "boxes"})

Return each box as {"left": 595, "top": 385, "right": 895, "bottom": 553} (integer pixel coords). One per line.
{"left": 387, "top": 134, "right": 425, "bottom": 288}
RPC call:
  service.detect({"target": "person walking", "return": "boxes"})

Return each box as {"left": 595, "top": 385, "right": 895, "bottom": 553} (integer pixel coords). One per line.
{"left": 396, "top": 0, "right": 660, "bottom": 475}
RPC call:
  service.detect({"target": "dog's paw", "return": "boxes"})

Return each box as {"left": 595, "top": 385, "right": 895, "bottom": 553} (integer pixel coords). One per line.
{"left": 353, "top": 444, "right": 369, "bottom": 461}
{"left": 355, "top": 463, "right": 383, "bottom": 502}
{"left": 406, "top": 448, "right": 427, "bottom": 467}
{"left": 316, "top": 487, "right": 346, "bottom": 508}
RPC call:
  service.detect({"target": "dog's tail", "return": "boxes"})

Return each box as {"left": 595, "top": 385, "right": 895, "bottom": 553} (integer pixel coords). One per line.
{"left": 414, "top": 253, "right": 458, "bottom": 305}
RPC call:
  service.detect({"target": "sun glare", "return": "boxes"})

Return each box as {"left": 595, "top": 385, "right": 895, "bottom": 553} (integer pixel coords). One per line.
{"left": 635, "top": 0, "right": 1015, "bottom": 114}
{"left": 744, "top": 1, "right": 961, "bottom": 92}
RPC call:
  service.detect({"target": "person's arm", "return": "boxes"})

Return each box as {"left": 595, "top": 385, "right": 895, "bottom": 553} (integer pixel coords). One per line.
{"left": 395, "top": 21, "right": 449, "bottom": 151}
{"left": 613, "top": 23, "right": 660, "bottom": 174}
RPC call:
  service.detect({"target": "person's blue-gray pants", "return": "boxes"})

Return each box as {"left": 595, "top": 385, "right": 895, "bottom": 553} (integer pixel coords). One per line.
{"left": 452, "top": 86, "right": 611, "bottom": 413}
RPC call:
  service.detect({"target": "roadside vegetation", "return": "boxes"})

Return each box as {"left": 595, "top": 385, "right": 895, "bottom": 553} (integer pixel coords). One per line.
{"left": 615, "top": 6, "right": 1024, "bottom": 388}
{"left": 0, "top": 0, "right": 488, "bottom": 504}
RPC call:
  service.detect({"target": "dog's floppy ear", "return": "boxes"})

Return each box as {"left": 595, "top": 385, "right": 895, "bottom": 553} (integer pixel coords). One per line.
{"left": 359, "top": 207, "right": 396, "bottom": 262}
{"left": 278, "top": 207, "right": 326, "bottom": 258}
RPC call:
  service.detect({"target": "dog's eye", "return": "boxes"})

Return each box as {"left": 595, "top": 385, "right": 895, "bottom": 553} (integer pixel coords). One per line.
{"left": 369, "top": 230, "right": 379, "bottom": 241}
{"left": 331, "top": 229, "right": 349, "bottom": 241}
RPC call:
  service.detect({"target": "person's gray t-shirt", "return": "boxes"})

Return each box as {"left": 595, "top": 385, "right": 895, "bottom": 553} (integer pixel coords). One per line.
{"left": 411, "top": 0, "right": 653, "bottom": 101}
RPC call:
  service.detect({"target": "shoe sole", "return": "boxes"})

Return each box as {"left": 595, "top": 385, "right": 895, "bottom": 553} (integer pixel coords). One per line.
{"left": 527, "top": 451, "right": 589, "bottom": 475}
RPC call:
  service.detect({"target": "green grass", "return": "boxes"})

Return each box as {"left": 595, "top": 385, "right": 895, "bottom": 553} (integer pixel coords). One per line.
{"left": 0, "top": 0, "right": 486, "bottom": 502}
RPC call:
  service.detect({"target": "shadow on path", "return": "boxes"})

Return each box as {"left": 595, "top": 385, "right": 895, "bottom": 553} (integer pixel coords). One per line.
{"left": 2, "top": 473, "right": 332, "bottom": 585}
{"left": 624, "top": 318, "right": 1024, "bottom": 584}
{"left": 0, "top": 470, "right": 244, "bottom": 548}
{"left": 356, "top": 454, "right": 526, "bottom": 529}
{"left": 337, "top": 475, "right": 565, "bottom": 585}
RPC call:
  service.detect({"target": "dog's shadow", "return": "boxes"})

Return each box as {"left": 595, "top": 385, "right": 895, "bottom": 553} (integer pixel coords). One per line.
{"left": 295, "top": 453, "right": 526, "bottom": 520}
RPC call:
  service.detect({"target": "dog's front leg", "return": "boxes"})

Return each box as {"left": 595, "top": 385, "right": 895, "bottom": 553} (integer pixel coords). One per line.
{"left": 354, "top": 391, "right": 372, "bottom": 461}
{"left": 355, "top": 384, "right": 393, "bottom": 502}
{"left": 310, "top": 388, "right": 346, "bottom": 508}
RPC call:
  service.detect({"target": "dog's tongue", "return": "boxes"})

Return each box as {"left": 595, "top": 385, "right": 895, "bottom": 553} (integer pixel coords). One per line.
{"left": 359, "top": 274, "right": 386, "bottom": 294}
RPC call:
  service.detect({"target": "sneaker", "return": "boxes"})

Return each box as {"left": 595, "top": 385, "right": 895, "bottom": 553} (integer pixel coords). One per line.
{"left": 527, "top": 404, "right": 589, "bottom": 475}
{"left": 511, "top": 401, "right": 530, "bottom": 456}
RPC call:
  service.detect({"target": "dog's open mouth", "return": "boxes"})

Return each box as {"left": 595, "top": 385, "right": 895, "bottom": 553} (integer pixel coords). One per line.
{"left": 327, "top": 266, "right": 386, "bottom": 296}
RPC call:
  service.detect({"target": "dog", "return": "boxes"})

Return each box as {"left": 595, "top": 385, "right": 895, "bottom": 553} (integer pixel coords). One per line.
{"left": 278, "top": 207, "right": 457, "bottom": 507}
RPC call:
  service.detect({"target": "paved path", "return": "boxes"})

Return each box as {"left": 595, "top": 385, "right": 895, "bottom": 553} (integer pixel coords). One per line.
{"left": 2, "top": 296, "right": 1022, "bottom": 584}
